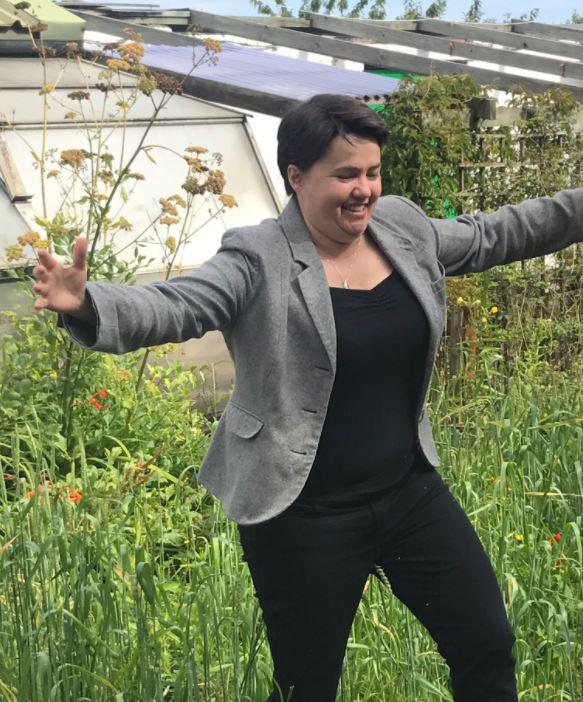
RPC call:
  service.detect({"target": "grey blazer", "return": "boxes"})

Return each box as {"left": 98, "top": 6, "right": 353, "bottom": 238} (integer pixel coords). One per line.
{"left": 64, "top": 190, "right": 583, "bottom": 524}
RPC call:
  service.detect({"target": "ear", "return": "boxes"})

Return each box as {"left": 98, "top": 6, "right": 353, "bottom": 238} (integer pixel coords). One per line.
{"left": 287, "top": 164, "right": 304, "bottom": 194}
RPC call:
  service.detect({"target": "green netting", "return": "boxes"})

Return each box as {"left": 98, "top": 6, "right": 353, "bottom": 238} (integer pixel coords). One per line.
{"left": 366, "top": 69, "right": 424, "bottom": 82}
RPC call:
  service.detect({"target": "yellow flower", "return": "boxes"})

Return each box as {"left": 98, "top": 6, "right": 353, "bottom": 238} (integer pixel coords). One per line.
{"left": 202, "top": 37, "right": 222, "bottom": 54}
{"left": 118, "top": 41, "right": 144, "bottom": 64}
{"left": 490, "top": 306, "right": 498, "bottom": 314}
{"left": 206, "top": 169, "right": 226, "bottom": 195}
{"left": 60, "top": 149, "right": 88, "bottom": 168}
{"left": 106, "top": 58, "right": 131, "bottom": 72}
{"left": 165, "top": 235, "right": 177, "bottom": 253}
{"left": 168, "top": 194, "right": 187, "bottom": 208}
{"left": 159, "top": 198, "right": 178, "bottom": 216}
{"left": 116, "top": 368, "right": 132, "bottom": 382}
{"left": 160, "top": 216, "right": 179, "bottom": 226}
{"left": 38, "top": 83, "right": 54, "bottom": 95}
{"left": 219, "top": 194, "right": 238, "bottom": 208}
{"left": 481, "top": 316, "right": 487, "bottom": 324}
{"left": 137, "top": 74, "right": 157, "bottom": 96}
{"left": 514, "top": 533, "right": 524, "bottom": 542}
{"left": 112, "top": 217, "right": 132, "bottom": 231}
{"left": 18, "top": 230, "right": 40, "bottom": 247}
{"left": 5, "top": 244, "right": 24, "bottom": 262}
{"left": 456, "top": 296, "right": 465, "bottom": 306}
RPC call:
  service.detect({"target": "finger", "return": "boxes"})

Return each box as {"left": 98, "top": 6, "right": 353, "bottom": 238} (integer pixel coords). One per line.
{"left": 72, "top": 236, "right": 88, "bottom": 270}
{"left": 32, "top": 282, "right": 49, "bottom": 296}
{"left": 33, "top": 265, "right": 47, "bottom": 281}
{"left": 34, "top": 297, "right": 49, "bottom": 310}
{"left": 37, "top": 247, "right": 58, "bottom": 271}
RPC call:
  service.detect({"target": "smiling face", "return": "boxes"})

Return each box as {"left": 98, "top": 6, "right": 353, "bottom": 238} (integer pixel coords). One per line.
{"left": 287, "top": 134, "right": 382, "bottom": 248}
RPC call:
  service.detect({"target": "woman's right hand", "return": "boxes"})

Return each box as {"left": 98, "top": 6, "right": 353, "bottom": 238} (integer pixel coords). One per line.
{"left": 33, "top": 237, "right": 92, "bottom": 319}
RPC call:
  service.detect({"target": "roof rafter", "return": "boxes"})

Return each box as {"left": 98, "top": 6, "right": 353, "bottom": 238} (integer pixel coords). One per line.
{"left": 414, "top": 19, "right": 583, "bottom": 62}
{"left": 306, "top": 12, "right": 583, "bottom": 82}
{"left": 510, "top": 21, "right": 583, "bottom": 43}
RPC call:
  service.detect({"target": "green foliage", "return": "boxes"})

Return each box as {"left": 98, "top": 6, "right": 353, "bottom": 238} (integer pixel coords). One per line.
{"left": 378, "top": 73, "right": 583, "bottom": 382}
{"left": 501, "top": 8, "right": 540, "bottom": 23}
{"left": 379, "top": 74, "right": 485, "bottom": 216}
{"left": 0, "top": 310, "right": 213, "bottom": 483}
{"left": 567, "top": 11, "right": 583, "bottom": 24}
{"left": 397, "top": 0, "right": 447, "bottom": 20}
{"left": 378, "top": 74, "right": 583, "bottom": 214}
{"left": 464, "top": 0, "right": 483, "bottom": 22}
{"left": 249, "top": 0, "right": 388, "bottom": 19}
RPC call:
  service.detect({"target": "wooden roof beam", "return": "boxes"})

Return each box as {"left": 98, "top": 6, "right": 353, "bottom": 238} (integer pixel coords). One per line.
{"left": 510, "top": 21, "right": 583, "bottom": 44}
{"left": 415, "top": 19, "right": 583, "bottom": 62}
{"left": 306, "top": 12, "right": 583, "bottom": 81}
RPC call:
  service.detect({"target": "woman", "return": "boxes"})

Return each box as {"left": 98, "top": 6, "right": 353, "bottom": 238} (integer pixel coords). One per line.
{"left": 33, "top": 94, "right": 582, "bottom": 702}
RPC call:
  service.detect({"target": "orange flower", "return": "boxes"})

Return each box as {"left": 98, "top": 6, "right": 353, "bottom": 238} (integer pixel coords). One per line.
{"left": 88, "top": 390, "right": 108, "bottom": 409}
{"left": 68, "top": 490, "right": 83, "bottom": 504}
{"left": 548, "top": 533, "right": 561, "bottom": 544}
{"left": 24, "top": 481, "right": 52, "bottom": 499}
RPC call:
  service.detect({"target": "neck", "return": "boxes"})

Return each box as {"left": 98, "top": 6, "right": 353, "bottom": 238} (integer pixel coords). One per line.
{"left": 299, "top": 211, "right": 365, "bottom": 260}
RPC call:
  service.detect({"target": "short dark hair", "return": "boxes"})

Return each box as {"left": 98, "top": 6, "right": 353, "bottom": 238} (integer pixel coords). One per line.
{"left": 277, "top": 94, "right": 389, "bottom": 195}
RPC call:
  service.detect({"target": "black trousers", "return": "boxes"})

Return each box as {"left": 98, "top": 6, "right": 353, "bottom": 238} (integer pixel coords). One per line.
{"left": 238, "top": 458, "right": 518, "bottom": 702}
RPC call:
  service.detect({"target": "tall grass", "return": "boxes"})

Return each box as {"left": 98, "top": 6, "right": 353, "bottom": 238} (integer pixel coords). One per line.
{"left": 0, "top": 356, "right": 581, "bottom": 701}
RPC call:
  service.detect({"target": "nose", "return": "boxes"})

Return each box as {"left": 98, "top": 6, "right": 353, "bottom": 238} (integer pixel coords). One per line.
{"left": 352, "top": 175, "right": 372, "bottom": 199}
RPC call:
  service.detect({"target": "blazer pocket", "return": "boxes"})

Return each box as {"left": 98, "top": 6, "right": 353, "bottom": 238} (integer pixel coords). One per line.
{"left": 225, "top": 402, "right": 264, "bottom": 439}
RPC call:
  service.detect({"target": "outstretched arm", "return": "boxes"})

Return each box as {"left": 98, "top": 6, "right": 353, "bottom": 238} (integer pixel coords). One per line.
{"left": 428, "top": 188, "right": 583, "bottom": 276}
{"left": 33, "top": 231, "right": 259, "bottom": 355}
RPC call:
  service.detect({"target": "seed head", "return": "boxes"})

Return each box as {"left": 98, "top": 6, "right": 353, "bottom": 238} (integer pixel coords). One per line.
{"left": 67, "top": 90, "right": 90, "bottom": 101}
{"left": 206, "top": 170, "right": 226, "bottom": 195}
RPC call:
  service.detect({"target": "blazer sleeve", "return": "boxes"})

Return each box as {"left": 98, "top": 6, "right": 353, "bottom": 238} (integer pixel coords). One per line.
{"left": 427, "top": 188, "right": 583, "bottom": 276}
{"left": 61, "top": 228, "right": 260, "bottom": 355}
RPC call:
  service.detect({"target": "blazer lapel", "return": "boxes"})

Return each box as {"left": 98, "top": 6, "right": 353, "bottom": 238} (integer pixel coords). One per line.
{"left": 280, "top": 197, "right": 337, "bottom": 372}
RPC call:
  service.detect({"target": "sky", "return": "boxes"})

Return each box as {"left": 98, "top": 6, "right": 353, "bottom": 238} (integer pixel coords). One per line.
{"left": 163, "top": 1, "right": 581, "bottom": 25}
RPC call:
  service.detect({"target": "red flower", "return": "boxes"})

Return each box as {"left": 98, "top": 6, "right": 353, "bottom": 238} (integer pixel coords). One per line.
{"left": 548, "top": 533, "right": 562, "bottom": 544}
{"left": 88, "top": 389, "right": 108, "bottom": 410}
{"left": 68, "top": 490, "right": 83, "bottom": 504}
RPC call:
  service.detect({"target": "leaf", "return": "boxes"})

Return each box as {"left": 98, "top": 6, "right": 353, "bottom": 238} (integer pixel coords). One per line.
{"left": 142, "top": 148, "right": 157, "bottom": 164}
{"left": 136, "top": 561, "right": 156, "bottom": 604}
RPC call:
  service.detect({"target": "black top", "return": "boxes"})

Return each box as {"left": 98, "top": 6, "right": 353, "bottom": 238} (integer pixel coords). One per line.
{"left": 297, "top": 269, "right": 430, "bottom": 503}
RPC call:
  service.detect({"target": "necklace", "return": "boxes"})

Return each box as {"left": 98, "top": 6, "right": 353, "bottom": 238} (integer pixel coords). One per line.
{"left": 316, "top": 236, "right": 364, "bottom": 289}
